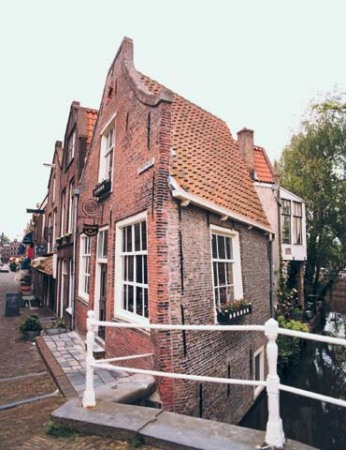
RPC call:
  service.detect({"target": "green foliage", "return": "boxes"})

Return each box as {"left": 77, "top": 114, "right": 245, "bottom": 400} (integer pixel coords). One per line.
{"left": 53, "top": 317, "right": 67, "bottom": 328}
{"left": 277, "top": 315, "right": 309, "bottom": 365}
{"left": 130, "top": 434, "right": 144, "bottom": 449}
{"left": 277, "top": 91, "right": 346, "bottom": 294}
{"left": 45, "top": 420, "right": 79, "bottom": 437}
{"left": 19, "top": 314, "right": 42, "bottom": 332}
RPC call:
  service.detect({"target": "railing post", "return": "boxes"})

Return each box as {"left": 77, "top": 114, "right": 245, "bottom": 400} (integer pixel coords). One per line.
{"left": 264, "top": 318, "right": 285, "bottom": 449}
{"left": 82, "top": 310, "right": 96, "bottom": 408}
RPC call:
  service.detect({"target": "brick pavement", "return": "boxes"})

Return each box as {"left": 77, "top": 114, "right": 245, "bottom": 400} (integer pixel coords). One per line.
{"left": 0, "top": 272, "right": 161, "bottom": 450}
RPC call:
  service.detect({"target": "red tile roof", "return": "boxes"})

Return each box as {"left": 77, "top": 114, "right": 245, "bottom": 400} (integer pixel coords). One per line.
{"left": 141, "top": 75, "right": 270, "bottom": 228}
{"left": 254, "top": 146, "right": 276, "bottom": 184}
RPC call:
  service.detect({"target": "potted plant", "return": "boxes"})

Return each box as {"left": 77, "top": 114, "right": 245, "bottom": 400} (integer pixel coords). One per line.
{"left": 217, "top": 299, "right": 252, "bottom": 324}
{"left": 62, "top": 233, "right": 72, "bottom": 244}
{"left": 55, "top": 236, "right": 63, "bottom": 246}
{"left": 19, "top": 314, "right": 42, "bottom": 340}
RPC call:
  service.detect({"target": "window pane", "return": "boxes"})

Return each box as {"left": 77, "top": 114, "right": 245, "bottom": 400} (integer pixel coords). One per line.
{"left": 128, "top": 285, "right": 134, "bottom": 312}
{"left": 144, "top": 289, "right": 149, "bottom": 318}
{"left": 141, "top": 221, "right": 147, "bottom": 250}
{"left": 227, "top": 286, "right": 234, "bottom": 302}
{"left": 212, "top": 235, "right": 217, "bottom": 258}
{"left": 214, "top": 288, "right": 219, "bottom": 305}
{"left": 136, "top": 287, "right": 143, "bottom": 316}
{"left": 123, "top": 286, "right": 127, "bottom": 310}
{"left": 128, "top": 256, "right": 134, "bottom": 281}
{"left": 103, "top": 230, "right": 108, "bottom": 257}
{"left": 218, "top": 235, "right": 225, "bottom": 259}
{"left": 218, "top": 262, "right": 226, "bottom": 286}
{"left": 134, "top": 223, "right": 140, "bottom": 251}
{"left": 136, "top": 255, "right": 143, "bottom": 283}
{"left": 124, "top": 256, "right": 128, "bottom": 281}
{"left": 219, "top": 287, "right": 227, "bottom": 305}
{"left": 123, "top": 228, "right": 126, "bottom": 252}
{"left": 255, "top": 354, "right": 261, "bottom": 380}
{"left": 126, "top": 226, "right": 132, "bottom": 252}
{"left": 226, "top": 262, "right": 233, "bottom": 285}
{"left": 225, "top": 237, "right": 232, "bottom": 259}
{"left": 213, "top": 262, "right": 218, "bottom": 286}
{"left": 144, "top": 255, "right": 148, "bottom": 284}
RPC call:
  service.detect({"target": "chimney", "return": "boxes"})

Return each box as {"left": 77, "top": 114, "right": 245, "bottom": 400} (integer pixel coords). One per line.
{"left": 237, "top": 128, "right": 254, "bottom": 179}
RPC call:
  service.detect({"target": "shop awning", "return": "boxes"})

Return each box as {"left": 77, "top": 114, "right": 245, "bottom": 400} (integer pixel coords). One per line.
{"left": 31, "top": 256, "right": 53, "bottom": 275}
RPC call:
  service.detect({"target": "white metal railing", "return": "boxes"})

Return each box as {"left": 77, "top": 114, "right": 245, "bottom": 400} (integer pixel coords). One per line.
{"left": 83, "top": 310, "right": 346, "bottom": 449}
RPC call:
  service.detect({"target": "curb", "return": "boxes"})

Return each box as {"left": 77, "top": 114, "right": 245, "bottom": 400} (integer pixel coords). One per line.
{"left": 36, "top": 335, "right": 77, "bottom": 400}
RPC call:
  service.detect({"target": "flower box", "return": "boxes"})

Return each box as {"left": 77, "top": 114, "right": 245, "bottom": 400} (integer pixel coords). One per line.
{"left": 217, "top": 302, "right": 252, "bottom": 324}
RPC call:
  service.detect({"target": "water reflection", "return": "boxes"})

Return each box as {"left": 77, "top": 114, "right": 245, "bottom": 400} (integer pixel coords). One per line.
{"left": 240, "top": 311, "right": 346, "bottom": 450}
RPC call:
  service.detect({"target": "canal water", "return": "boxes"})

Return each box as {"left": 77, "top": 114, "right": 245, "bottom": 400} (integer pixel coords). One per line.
{"left": 240, "top": 310, "right": 346, "bottom": 450}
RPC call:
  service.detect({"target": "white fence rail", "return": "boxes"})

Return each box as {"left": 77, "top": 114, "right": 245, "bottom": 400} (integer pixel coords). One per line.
{"left": 83, "top": 310, "right": 346, "bottom": 449}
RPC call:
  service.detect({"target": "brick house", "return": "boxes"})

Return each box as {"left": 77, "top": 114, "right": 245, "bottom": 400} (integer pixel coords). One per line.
{"left": 238, "top": 128, "right": 307, "bottom": 307}
{"left": 54, "top": 101, "right": 97, "bottom": 328}
{"left": 74, "top": 37, "right": 275, "bottom": 424}
{"left": 30, "top": 142, "right": 62, "bottom": 311}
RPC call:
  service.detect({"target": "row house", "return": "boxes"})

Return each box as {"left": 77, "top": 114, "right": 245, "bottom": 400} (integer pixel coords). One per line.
{"left": 239, "top": 129, "right": 307, "bottom": 307}
{"left": 73, "top": 37, "right": 274, "bottom": 424}
{"left": 31, "top": 103, "right": 97, "bottom": 321}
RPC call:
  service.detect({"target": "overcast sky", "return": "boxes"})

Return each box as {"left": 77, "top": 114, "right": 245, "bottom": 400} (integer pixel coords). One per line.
{"left": 1, "top": 0, "right": 346, "bottom": 241}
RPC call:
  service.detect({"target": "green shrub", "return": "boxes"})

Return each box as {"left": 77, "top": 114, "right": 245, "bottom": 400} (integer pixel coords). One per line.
{"left": 277, "top": 315, "right": 309, "bottom": 366}
{"left": 19, "top": 314, "right": 42, "bottom": 332}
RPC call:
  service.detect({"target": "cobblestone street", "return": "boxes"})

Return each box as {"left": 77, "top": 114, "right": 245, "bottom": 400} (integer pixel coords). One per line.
{"left": 0, "top": 272, "right": 160, "bottom": 450}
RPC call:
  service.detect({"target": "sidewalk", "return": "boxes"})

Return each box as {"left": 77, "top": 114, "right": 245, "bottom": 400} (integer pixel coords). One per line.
{"left": 37, "top": 330, "right": 121, "bottom": 396}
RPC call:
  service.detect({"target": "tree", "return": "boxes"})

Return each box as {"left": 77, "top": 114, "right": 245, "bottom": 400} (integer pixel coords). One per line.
{"left": 277, "top": 92, "right": 346, "bottom": 295}
{"left": 0, "top": 233, "right": 10, "bottom": 244}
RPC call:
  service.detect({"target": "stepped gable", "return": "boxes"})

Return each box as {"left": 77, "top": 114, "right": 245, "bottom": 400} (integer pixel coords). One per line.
{"left": 140, "top": 74, "right": 269, "bottom": 228}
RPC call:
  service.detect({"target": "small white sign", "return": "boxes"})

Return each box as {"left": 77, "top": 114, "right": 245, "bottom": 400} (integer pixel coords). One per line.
{"left": 138, "top": 157, "right": 155, "bottom": 174}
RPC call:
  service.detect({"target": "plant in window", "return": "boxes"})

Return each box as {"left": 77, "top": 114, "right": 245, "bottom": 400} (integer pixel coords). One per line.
{"left": 217, "top": 299, "right": 252, "bottom": 323}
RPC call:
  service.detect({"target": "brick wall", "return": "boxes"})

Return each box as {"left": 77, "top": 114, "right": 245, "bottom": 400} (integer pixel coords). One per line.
{"left": 167, "top": 204, "right": 270, "bottom": 423}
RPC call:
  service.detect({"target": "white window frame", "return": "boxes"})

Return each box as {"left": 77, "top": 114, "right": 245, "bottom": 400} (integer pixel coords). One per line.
{"left": 115, "top": 211, "right": 148, "bottom": 323}
{"left": 253, "top": 346, "right": 265, "bottom": 398}
{"left": 78, "top": 234, "right": 91, "bottom": 302}
{"left": 210, "top": 225, "right": 243, "bottom": 315}
{"left": 99, "top": 113, "right": 116, "bottom": 183}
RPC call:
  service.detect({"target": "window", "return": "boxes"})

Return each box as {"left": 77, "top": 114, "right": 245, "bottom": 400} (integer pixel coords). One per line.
{"left": 293, "top": 202, "right": 302, "bottom": 245}
{"left": 281, "top": 199, "right": 291, "bottom": 244}
{"left": 253, "top": 346, "right": 265, "bottom": 397}
{"left": 67, "top": 131, "right": 75, "bottom": 166}
{"left": 115, "top": 212, "right": 148, "bottom": 321}
{"left": 79, "top": 235, "right": 91, "bottom": 301}
{"left": 52, "top": 176, "right": 56, "bottom": 203}
{"left": 67, "top": 180, "right": 74, "bottom": 234}
{"left": 211, "top": 225, "right": 243, "bottom": 311}
{"left": 61, "top": 190, "right": 66, "bottom": 236}
{"left": 99, "top": 124, "right": 115, "bottom": 182}
{"left": 98, "top": 228, "right": 108, "bottom": 259}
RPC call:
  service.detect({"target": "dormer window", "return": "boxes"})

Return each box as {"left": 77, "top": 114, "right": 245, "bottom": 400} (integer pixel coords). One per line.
{"left": 67, "top": 131, "right": 75, "bottom": 166}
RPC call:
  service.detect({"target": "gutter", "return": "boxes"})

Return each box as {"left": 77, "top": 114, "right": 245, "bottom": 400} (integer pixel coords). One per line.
{"left": 168, "top": 176, "right": 273, "bottom": 234}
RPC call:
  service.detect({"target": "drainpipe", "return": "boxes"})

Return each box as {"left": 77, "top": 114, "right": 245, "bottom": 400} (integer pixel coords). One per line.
{"left": 71, "top": 187, "right": 80, "bottom": 330}
{"left": 269, "top": 233, "right": 274, "bottom": 318}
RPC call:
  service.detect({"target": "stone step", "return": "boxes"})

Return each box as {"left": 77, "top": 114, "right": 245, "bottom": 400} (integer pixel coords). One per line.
{"left": 94, "top": 373, "right": 156, "bottom": 405}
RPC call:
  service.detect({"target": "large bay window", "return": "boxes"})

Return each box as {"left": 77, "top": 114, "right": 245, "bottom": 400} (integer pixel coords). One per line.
{"left": 211, "top": 225, "right": 243, "bottom": 311}
{"left": 79, "top": 235, "right": 91, "bottom": 302}
{"left": 115, "top": 212, "right": 148, "bottom": 321}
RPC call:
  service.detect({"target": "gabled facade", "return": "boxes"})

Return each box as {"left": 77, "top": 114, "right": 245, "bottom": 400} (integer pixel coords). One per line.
{"left": 55, "top": 101, "right": 97, "bottom": 327}
{"left": 74, "top": 37, "right": 274, "bottom": 424}
{"left": 238, "top": 128, "right": 307, "bottom": 306}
